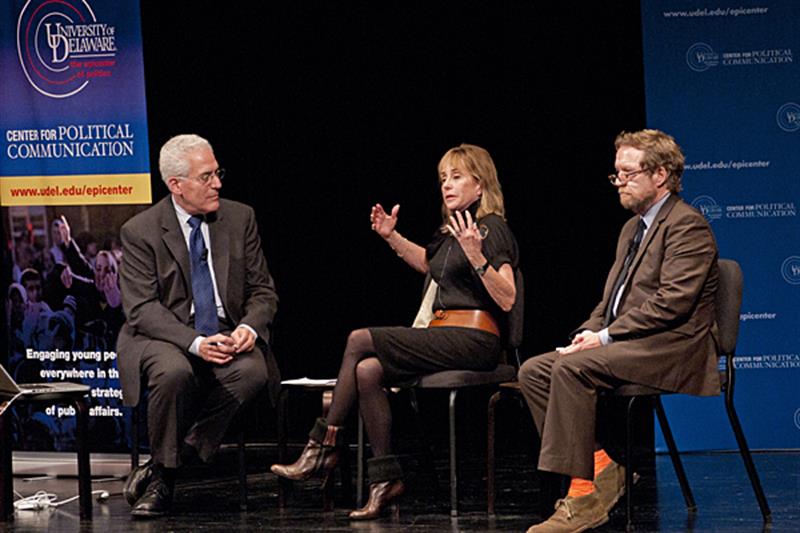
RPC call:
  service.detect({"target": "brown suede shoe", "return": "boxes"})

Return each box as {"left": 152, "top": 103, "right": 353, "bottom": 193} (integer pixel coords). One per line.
{"left": 594, "top": 461, "right": 640, "bottom": 514}
{"left": 526, "top": 492, "right": 608, "bottom": 533}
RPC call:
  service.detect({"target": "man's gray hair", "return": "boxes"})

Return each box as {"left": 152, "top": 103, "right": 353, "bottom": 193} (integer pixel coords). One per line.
{"left": 158, "top": 134, "right": 213, "bottom": 183}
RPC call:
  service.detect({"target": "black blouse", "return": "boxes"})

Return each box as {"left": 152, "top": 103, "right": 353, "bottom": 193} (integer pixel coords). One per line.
{"left": 425, "top": 204, "right": 519, "bottom": 317}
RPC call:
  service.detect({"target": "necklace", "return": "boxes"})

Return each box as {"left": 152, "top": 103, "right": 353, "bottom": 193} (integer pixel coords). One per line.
{"left": 435, "top": 241, "right": 453, "bottom": 312}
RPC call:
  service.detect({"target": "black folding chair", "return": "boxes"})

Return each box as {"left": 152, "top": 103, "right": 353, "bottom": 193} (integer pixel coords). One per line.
{"left": 612, "top": 259, "right": 771, "bottom": 528}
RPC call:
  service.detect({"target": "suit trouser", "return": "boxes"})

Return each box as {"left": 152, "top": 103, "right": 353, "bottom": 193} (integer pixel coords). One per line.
{"left": 518, "top": 349, "right": 624, "bottom": 480}
{"left": 140, "top": 339, "right": 268, "bottom": 469}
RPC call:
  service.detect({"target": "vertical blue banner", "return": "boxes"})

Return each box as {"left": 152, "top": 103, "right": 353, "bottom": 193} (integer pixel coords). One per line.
{"left": 0, "top": 0, "right": 151, "bottom": 203}
{"left": 1, "top": 0, "right": 151, "bottom": 453}
{"left": 641, "top": 1, "right": 800, "bottom": 450}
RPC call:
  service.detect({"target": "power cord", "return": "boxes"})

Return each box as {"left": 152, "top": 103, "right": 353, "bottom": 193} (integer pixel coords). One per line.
{"left": 13, "top": 489, "right": 110, "bottom": 511}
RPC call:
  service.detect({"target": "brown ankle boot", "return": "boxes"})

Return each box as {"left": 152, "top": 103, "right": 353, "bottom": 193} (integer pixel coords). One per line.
{"left": 270, "top": 418, "right": 343, "bottom": 481}
{"left": 349, "top": 455, "right": 405, "bottom": 520}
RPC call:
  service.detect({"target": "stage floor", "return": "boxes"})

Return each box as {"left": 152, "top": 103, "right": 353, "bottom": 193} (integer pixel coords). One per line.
{"left": 3, "top": 451, "right": 797, "bottom": 532}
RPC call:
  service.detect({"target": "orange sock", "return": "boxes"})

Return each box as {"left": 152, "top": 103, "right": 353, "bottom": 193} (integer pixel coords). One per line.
{"left": 593, "top": 449, "right": 612, "bottom": 478}
{"left": 567, "top": 477, "right": 594, "bottom": 498}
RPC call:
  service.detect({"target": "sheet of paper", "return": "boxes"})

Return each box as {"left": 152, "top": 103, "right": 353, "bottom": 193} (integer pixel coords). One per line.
{"left": 280, "top": 377, "right": 337, "bottom": 386}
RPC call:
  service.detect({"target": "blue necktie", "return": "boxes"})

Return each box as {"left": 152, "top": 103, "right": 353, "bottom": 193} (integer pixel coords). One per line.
{"left": 188, "top": 215, "right": 218, "bottom": 335}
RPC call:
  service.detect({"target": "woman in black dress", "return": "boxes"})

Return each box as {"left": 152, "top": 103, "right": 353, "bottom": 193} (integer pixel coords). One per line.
{"left": 271, "top": 144, "right": 519, "bottom": 519}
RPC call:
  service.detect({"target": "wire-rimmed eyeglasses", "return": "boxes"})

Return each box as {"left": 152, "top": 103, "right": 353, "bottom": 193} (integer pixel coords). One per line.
{"left": 180, "top": 168, "right": 225, "bottom": 185}
{"left": 607, "top": 168, "right": 650, "bottom": 185}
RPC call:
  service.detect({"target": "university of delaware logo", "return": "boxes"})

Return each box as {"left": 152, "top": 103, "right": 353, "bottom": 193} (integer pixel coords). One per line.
{"left": 686, "top": 42, "right": 719, "bottom": 72}
{"left": 690, "top": 195, "right": 722, "bottom": 222}
{"left": 16, "top": 0, "right": 117, "bottom": 99}
{"left": 776, "top": 102, "right": 800, "bottom": 133}
{"left": 781, "top": 256, "right": 800, "bottom": 286}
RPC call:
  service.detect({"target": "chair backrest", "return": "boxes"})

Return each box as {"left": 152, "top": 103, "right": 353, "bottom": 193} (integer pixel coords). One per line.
{"left": 506, "top": 268, "right": 524, "bottom": 350}
{"left": 715, "top": 259, "right": 743, "bottom": 355}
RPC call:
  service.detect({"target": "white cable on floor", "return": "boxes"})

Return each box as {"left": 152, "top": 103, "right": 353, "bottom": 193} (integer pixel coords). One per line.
{"left": 13, "top": 489, "right": 109, "bottom": 511}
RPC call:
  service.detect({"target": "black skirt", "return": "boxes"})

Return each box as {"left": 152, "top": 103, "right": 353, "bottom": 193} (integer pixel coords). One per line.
{"left": 368, "top": 325, "right": 503, "bottom": 386}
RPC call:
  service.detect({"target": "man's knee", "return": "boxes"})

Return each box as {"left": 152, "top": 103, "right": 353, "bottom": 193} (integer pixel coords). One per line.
{"left": 550, "top": 352, "right": 605, "bottom": 389}
{"left": 225, "top": 352, "right": 268, "bottom": 402}
{"left": 519, "top": 352, "right": 554, "bottom": 384}
{"left": 550, "top": 356, "right": 578, "bottom": 382}
{"left": 148, "top": 361, "right": 194, "bottom": 396}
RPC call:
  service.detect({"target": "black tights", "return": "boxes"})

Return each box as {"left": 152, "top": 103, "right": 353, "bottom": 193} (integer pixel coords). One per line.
{"left": 325, "top": 328, "right": 392, "bottom": 457}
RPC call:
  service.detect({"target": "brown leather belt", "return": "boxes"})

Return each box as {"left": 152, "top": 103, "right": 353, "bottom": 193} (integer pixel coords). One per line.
{"left": 428, "top": 309, "right": 500, "bottom": 337}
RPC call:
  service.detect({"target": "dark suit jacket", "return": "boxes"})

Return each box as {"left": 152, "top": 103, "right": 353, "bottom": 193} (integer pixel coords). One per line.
{"left": 117, "top": 196, "right": 280, "bottom": 406}
{"left": 577, "top": 194, "right": 720, "bottom": 396}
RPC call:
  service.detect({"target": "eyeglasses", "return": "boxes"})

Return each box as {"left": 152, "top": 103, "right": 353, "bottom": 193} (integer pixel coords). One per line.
{"left": 607, "top": 168, "right": 650, "bottom": 185}
{"left": 179, "top": 168, "right": 225, "bottom": 185}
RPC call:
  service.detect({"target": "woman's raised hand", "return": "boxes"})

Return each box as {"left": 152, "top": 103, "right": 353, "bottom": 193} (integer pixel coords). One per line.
{"left": 446, "top": 209, "right": 484, "bottom": 264}
{"left": 370, "top": 203, "right": 399, "bottom": 239}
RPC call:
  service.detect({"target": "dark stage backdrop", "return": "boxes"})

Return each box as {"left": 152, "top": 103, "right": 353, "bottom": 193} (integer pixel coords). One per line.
{"left": 138, "top": 3, "right": 646, "bottom": 381}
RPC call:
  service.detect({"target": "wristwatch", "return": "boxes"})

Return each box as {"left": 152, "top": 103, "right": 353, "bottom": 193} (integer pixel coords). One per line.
{"left": 475, "top": 260, "right": 490, "bottom": 277}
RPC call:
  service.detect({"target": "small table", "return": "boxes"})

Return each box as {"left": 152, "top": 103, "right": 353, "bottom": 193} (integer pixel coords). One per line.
{"left": 276, "top": 379, "right": 352, "bottom": 510}
{"left": 1, "top": 384, "right": 92, "bottom": 521}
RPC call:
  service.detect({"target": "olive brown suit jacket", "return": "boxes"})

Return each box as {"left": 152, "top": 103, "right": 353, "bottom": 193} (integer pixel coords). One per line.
{"left": 577, "top": 193, "right": 721, "bottom": 396}
{"left": 116, "top": 196, "right": 280, "bottom": 407}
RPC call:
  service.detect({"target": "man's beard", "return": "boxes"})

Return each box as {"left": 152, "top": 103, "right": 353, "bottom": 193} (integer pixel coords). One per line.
{"left": 620, "top": 190, "right": 656, "bottom": 215}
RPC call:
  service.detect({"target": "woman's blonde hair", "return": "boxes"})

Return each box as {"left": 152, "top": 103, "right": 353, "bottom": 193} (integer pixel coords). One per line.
{"left": 437, "top": 144, "right": 505, "bottom": 225}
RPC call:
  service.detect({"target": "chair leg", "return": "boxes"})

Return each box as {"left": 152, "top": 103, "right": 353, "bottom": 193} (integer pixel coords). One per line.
{"left": 320, "top": 390, "right": 335, "bottom": 512}
{"left": 654, "top": 397, "right": 696, "bottom": 512}
{"left": 237, "top": 429, "right": 247, "bottom": 511}
{"left": 724, "top": 385, "right": 771, "bottom": 522}
{"left": 131, "top": 404, "right": 140, "bottom": 470}
{"left": 339, "top": 435, "right": 353, "bottom": 507}
{"left": 408, "top": 389, "right": 439, "bottom": 491}
{"left": 487, "top": 390, "right": 501, "bottom": 515}
{"left": 356, "top": 413, "right": 365, "bottom": 507}
{"left": 1, "top": 413, "right": 13, "bottom": 522}
{"left": 322, "top": 473, "right": 334, "bottom": 512}
{"left": 624, "top": 396, "right": 635, "bottom": 531}
{"left": 448, "top": 389, "right": 458, "bottom": 517}
{"left": 276, "top": 388, "right": 290, "bottom": 508}
{"left": 75, "top": 397, "right": 92, "bottom": 519}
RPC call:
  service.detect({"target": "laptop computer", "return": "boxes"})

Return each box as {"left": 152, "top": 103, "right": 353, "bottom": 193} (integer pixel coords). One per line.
{"left": 0, "top": 364, "right": 89, "bottom": 415}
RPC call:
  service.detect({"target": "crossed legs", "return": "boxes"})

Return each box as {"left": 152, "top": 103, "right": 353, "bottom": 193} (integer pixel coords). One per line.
{"left": 271, "top": 328, "right": 404, "bottom": 519}
{"left": 326, "top": 329, "right": 392, "bottom": 456}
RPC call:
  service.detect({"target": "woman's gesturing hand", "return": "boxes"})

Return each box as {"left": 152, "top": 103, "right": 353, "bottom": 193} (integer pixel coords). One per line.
{"left": 446, "top": 209, "right": 484, "bottom": 265}
{"left": 370, "top": 203, "right": 399, "bottom": 239}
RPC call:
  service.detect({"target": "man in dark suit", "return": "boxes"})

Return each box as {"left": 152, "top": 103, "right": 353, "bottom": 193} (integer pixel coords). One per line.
{"left": 117, "top": 134, "right": 279, "bottom": 518}
{"left": 519, "top": 130, "right": 719, "bottom": 532}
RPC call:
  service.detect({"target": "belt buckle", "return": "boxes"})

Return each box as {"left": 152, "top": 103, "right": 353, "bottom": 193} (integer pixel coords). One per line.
{"left": 434, "top": 309, "right": 446, "bottom": 320}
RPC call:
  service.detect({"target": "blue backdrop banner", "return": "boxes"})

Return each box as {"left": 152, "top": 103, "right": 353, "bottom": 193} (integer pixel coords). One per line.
{"left": 640, "top": 1, "right": 800, "bottom": 450}
{"left": 1, "top": 0, "right": 150, "bottom": 454}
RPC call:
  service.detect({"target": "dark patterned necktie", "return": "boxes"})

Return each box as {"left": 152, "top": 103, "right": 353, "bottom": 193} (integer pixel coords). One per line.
{"left": 603, "top": 218, "right": 646, "bottom": 327}
{"left": 188, "top": 215, "right": 218, "bottom": 335}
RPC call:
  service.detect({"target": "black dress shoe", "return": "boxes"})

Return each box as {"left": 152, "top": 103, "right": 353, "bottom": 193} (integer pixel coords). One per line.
{"left": 123, "top": 459, "right": 154, "bottom": 506}
{"left": 131, "top": 477, "right": 174, "bottom": 518}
